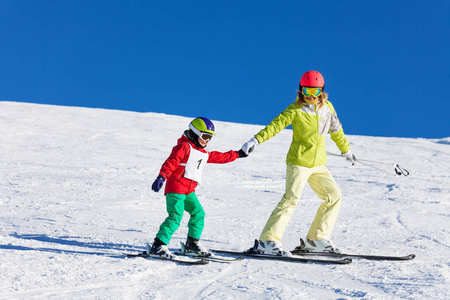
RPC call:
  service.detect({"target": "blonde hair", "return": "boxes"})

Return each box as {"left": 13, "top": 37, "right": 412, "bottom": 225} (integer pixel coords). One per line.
{"left": 296, "top": 90, "right": 328, "bottom": 108}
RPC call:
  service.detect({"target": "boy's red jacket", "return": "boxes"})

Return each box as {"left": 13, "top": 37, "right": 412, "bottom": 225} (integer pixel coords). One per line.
{"left": 159, "top": 134, "right": 240, "bottom": 195}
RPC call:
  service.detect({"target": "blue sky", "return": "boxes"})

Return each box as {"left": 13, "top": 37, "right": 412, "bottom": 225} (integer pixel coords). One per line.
{"left": 1, "top": 1, "right": 449, "bottom": 138}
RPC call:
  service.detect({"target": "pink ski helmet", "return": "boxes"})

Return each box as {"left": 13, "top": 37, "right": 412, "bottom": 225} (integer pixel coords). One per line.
{"left": 299, "top": 71, "right": 325, "bottom": 90}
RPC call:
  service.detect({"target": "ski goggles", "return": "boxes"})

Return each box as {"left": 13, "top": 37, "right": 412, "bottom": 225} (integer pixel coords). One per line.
{"left": 189, "top": 124, "right": 214, "bottom": 142}
{"left": 302, "top": 87, "right": 322, "bottom": 97}
{"left": 198, "top": 132, "right": 213, "bottom": 142}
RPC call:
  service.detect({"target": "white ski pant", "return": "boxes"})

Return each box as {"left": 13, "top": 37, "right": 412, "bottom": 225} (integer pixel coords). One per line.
{"left": 259, "top": 164, "right": 342, "bottom": 242}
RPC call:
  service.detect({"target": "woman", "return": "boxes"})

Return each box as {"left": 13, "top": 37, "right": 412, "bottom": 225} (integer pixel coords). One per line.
{"left": 241, "top": 71, "right": 355, "bottom": 256}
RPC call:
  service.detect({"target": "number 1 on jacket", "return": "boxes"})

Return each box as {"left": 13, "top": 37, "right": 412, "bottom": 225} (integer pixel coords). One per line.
{"left": 183, "top": 145, "right": 209, "bottom": 183}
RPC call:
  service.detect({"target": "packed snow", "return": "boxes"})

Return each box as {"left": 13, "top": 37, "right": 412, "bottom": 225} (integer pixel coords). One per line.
{"left": 1, "top": 101, "right": 449, "bottom": 299}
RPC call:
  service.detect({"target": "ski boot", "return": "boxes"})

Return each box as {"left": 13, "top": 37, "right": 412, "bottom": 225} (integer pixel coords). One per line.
{"left": 293, "top": 237, "right": 342, "bottom": 254}
{"left": 248, "top": 239, "right": 292, "bottom": 257}
{"left": 146, "top": 238, "right": 175, "bottom": 259}
{"left": 184, "top": 236, "right": 212, "bottom": 257}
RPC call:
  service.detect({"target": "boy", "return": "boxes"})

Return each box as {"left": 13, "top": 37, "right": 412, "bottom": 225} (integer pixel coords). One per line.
{"left": 148, "top": 117, "right": 247, "bottom": 258}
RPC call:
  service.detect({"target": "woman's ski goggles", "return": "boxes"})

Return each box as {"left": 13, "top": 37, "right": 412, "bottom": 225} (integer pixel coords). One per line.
{"left": 302, "top": 87, "right": 322, "bottom": 97}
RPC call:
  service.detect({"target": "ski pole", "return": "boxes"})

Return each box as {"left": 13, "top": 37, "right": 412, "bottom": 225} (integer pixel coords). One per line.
{"left": 356, "top": 158, "right": 409, "bottom": 176}
{"left": 326, "top": 152, "right": 410, "bottom": 176}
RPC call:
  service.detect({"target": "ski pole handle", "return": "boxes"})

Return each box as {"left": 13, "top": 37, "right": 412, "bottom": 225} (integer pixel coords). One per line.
{"left": 394, "top": 164, "right": 410, "bottom": 176}
{"left": 326, "top": 151, "right": 410, "bottom": 176}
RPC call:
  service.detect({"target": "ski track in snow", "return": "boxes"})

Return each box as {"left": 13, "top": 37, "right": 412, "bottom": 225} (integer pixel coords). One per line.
{"left": 0, "top": 101, "right": 449, "bottom": 299}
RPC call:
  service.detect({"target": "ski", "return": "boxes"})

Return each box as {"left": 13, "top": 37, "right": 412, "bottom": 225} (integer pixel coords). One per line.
{"left": 211, "top": 249, "right": 352, "bottom": 264}
{"left": 291, "top": 250, "right": 416, "bottom": 261}
{"left": 175, "top": 242, "right": 244, "bottom": 263}
{"left": 291, "top": 238, "right": 415, "bottom": 261}
{"left": 123, "top": 252, "right": 209, "bottom": 265}
{"left": 173, "top": 251, "right": 244, "bottom": 263}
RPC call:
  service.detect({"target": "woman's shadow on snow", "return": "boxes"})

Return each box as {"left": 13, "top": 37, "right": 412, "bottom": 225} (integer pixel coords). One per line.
{"left": 2, "top": 233, "right": 142, "bottom": 258}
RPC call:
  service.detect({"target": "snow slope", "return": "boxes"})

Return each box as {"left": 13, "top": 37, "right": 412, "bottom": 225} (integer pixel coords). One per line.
{"left": 0, "top": 101, "right": 449, "bottom": 299}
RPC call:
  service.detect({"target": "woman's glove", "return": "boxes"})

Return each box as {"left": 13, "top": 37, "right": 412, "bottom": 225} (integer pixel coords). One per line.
{"left": 241, "top": 137, "right": 259, "bottom": 155}
{"left": 342, "top": 150, "right": 356, "bottom": 165}
{"left": 152, "top": 175, "right": 165, "bottom": 192}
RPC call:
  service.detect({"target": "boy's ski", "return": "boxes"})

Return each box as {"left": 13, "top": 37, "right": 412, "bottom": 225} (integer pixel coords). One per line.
{"left": 175, "top": 242, "right": 244, "bottom": 263}
{"left": 174, "top": 251, "right": 245, "bottom": 263}
{"left": 291, "top": 250, "right": 416, "bottom": 261}
{"left": 123, "top": 252, "right": 209, "bottom": 265}
{"left": 211, "top": 249, "right": 352, "bottom": 264}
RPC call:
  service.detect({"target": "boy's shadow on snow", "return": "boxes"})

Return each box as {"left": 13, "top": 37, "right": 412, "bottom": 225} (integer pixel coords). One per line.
{"left": 2, "top": 233, "right": 143, "bottom": 258}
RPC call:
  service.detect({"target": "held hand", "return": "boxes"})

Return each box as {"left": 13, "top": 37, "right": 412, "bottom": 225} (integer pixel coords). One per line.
{"left": 241, "top": 137, "right": 259, "bottom": 155}
{"left": 342, "top": 150, "right": 356, "bottom": 165}
{"left": 151, "top": 175, "right": 165, "bottom": 192}
{"left": 238, "top": 149, "right": 248, "bottom": 158}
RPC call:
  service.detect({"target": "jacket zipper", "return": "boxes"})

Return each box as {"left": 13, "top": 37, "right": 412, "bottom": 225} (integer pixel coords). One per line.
{"left": 313, "top": 104, "right": 319, "bottom": 167}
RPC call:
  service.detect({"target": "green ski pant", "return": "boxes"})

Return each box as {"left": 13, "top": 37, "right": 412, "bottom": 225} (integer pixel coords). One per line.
{"left": 259, "top": 164, "right": 342, "bottom": 242}
{"left": 156, "top": 192, "right": 205, "bottom": 245}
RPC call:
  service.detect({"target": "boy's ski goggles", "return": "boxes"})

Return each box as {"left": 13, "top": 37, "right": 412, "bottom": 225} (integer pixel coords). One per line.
{"left": 302, "top": 87, "right": 322, "bottom": 97}
{"left": 199, "top": 132, "right": 213, "bottom": 142}
{"left": 189, "top": 124, "right": 214, "bottom": 142}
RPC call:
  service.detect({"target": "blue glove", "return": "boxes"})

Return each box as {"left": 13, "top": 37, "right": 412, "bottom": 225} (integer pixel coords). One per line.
{"left": 238, "top": 149, "right": 248, "bottom": 158}
{"left": 152, "top": 175, "right": 165, "bottom": 192}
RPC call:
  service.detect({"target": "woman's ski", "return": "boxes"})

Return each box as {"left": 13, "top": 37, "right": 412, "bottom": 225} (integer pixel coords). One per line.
{"left": 290, "top": 250, "right": 416, "bottom": 261}
{"left": 211, "top": 249, "right": 352, "bottom": 264}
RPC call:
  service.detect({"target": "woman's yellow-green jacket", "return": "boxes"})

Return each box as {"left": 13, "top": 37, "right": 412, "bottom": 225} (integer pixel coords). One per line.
{"left": 254, "top": 99, "right": 350, "bottom": 168}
